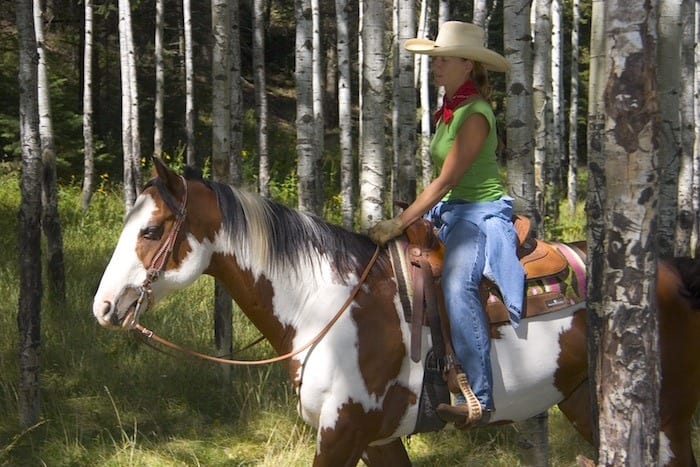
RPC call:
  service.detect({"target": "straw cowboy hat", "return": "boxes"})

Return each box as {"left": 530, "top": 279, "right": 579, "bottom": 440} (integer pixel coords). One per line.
{"left": 405, "top": 21, "right": 510, "bottom": 73}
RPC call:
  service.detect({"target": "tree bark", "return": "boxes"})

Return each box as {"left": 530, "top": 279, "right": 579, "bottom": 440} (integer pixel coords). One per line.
{"left": 585, "top": 0, "right": 606, "bottom": 451}
{"left": 118, "top": 0, "right": 138, "bottom": 210}
{"left": 253, "top": 0, "right": 269, "bottom": 197}
{"left": 358, "top": 0, "right": 386, "bottom": 229}
{"left": 392, "top": 0, "right": 416, "bottom": 210}
{"left": 81, "top": 0, "right": 95, "bottom": 212}
{"left": 311, "top": 0, "right": 324, "bottom": 210}
{"left": 416, "top": 0, "right": 432, "bottom": 192}
{"left": 335, "top": 0, "right": 354, "bottom": 229}
{"left": 674, "top": 0, "right": 695, "bottom": 256}
{"left": 532, "top": 0, "right": 558, "bottom": 233}
{"left": 295, "top": 0, "right": 318, "bottom": 214}
{"left": 153, "top": 0, "right": 164, "bottom": 158}
{"left": 566, "top": 0, "right": 580, "bottom": 215}
{"left": 34, "top": 0, "right": 65, "bottom": 304}
{"left": 183, "top": 0, "right": 196, "bottom": 167}
{"left": 17, "top": 0, "right": 43, "bottom": 429}
{"left": 229, "top": 0, "right": 242, "bottom": 186}
{"left": 592, "top": 1, "right": 661, "bottom": 465}
{"left": 656, "top": 0, "right": 682, "bottom": 257}
{"left": 504, "top": 0, "right": 538, "bottom": 229}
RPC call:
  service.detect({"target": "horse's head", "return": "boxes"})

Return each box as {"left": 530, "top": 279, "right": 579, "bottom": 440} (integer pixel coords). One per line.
{"left": 92, "top": 157, "right": 219, "bottom": 329}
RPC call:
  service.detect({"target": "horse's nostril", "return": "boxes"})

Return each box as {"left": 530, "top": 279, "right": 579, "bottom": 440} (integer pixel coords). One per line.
{"left": 100, "top": 301, "right": 112, "bottom": 317}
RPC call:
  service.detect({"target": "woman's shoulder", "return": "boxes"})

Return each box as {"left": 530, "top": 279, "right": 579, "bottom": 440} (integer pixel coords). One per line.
{"left": 455, "top": 97, "right": 494, "bottom": 114}
{"left": 453, "top": 97, "right": 495, "bottom": 125}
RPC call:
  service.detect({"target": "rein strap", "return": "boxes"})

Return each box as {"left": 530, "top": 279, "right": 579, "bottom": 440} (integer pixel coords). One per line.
{"left": 131, "top": 245, "right": 382, "bottom": 366}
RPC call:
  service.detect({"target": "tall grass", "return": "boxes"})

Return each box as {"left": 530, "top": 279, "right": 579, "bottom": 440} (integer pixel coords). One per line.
{"left": 0, "top": 171, "right": 692, "bottom": 466}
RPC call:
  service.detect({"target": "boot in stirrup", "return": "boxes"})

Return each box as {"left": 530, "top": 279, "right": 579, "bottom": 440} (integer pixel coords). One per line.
{"left": 436, "top": 371, "right": 488, "bottom": 427}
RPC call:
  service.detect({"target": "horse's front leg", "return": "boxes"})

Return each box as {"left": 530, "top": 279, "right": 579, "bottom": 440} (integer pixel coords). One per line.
{"left": 312, "top": 423, "right": 369, "bottom": 467}
{"left": 362, "top": 438, "right": 412, "bottom": 466}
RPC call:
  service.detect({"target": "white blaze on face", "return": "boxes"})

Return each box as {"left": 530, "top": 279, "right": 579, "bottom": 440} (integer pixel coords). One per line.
{"left": 93, "top": 194, "right": 156, "bottom": 327}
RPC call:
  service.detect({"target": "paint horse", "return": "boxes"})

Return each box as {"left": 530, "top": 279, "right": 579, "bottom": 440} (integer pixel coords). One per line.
{"left": 92, "top": 158, "right": 700, "bottom": 466}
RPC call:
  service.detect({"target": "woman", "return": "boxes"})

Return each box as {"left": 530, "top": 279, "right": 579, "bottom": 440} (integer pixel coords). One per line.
{"left": 369, "top": 21, "right": 525, "bottom": 426}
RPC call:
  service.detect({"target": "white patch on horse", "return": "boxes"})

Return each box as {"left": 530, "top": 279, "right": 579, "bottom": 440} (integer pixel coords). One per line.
{"left": 489, "top": 304, "right": 584, "bottom": 422}
{"left": 659, "top": 430, "right": 673, "bottom": 466}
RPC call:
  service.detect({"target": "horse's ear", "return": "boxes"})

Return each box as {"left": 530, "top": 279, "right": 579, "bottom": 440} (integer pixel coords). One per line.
{"left": 152, "top": 156, "right": 183, "bottom": 194}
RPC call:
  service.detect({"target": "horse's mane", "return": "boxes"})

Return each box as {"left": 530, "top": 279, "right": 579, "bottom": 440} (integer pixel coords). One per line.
{"left": 182, "top": 169, "right": 388, "bottom": 283}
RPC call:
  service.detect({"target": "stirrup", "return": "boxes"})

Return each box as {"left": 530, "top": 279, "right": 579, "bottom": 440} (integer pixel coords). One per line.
{"left": 455, "top": 371, "right": 483, "bottom": 424}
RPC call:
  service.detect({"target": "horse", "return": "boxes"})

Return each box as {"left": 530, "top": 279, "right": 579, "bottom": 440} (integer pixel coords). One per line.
{"left": 92, "top": 157, "right": 700, "bottom": 466}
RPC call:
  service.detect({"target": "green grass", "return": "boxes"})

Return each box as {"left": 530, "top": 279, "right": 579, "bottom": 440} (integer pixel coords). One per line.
{"left": 0, "top": 171, "right": 693, "bottom": 466}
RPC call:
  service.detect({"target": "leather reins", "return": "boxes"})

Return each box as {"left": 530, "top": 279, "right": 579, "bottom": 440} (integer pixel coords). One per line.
{"left": 127, "top": 175, "right": 382, "bottom": 366}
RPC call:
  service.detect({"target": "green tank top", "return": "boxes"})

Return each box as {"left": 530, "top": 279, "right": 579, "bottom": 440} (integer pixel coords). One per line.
{"left": 429, "top": 98, "right": 504, "bottom": 202}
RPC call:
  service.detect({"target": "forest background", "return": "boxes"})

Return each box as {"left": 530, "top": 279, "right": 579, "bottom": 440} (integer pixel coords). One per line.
{"left": 3, "top": 0, "right": 699, "bottom": 465}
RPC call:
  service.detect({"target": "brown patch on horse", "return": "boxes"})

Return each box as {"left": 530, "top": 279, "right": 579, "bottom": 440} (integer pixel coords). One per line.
{"left": 206, "top": 252, "right": 302, "bottom": 383}
{"left": 352, "top": 265, "right": 407, "bottom": 397}
{"left": 657, "top": 260, "right": 700, "bottom": 466}
{"left": 553, "top": 309, "right": 588, "bottom": 396}
{"left": 316, "top": 384, "right": 416, "bottom": 466}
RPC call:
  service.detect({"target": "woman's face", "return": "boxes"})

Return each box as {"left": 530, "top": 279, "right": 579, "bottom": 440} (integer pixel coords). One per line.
{"left": 431, "top": 56, "right": 473, "bottom": 91}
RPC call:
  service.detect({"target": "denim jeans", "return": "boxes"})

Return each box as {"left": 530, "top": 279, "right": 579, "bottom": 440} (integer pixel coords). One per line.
{"left": 429, "top": 197, "right": 520, "bottom": 411}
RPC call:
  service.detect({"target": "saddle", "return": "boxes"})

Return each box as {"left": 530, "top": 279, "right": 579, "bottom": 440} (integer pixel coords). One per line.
{"left": 391, "top": 215, "right": 570, "bottom": 366}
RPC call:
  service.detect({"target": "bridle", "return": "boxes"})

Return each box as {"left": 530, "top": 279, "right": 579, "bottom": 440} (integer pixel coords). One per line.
{"left": 126, "top": 175, "right": 382, "bottom": 366}
{"left": 125, "top": 175, "right": 188, "bottom": 330}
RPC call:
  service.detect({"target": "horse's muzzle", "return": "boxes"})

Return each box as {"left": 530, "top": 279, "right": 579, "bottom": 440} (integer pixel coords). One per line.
{"left": 93, "top": 285, "right": 145, "bottom": 330}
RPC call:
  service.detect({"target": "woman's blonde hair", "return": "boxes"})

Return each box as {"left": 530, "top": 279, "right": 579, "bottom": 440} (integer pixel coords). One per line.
{"left": 471, "top": 61, "right": 492, "bottom": 100}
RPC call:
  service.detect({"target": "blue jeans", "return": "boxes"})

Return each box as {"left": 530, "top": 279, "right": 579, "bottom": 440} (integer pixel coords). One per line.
{"left": 429, "top": 198, "right": 519, "bottom": 411}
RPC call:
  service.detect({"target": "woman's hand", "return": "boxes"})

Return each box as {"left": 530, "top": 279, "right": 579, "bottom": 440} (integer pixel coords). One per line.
{"left": 368, "top": 217, "right": 405, "bottom": 246}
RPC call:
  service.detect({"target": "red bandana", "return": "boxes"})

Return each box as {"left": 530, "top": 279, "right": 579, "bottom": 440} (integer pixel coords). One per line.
{"left": 434, "top": 80, "right": 479, "bottom": 125}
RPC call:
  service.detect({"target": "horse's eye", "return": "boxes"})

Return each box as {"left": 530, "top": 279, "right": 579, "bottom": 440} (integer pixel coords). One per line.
{"left": 140, "top": 225, "right": 164, "bottom": 240}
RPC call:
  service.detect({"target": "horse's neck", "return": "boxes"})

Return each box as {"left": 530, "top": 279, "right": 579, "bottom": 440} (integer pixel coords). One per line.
{"left": 211, "top": 253, "right": 325, "bottom": 356}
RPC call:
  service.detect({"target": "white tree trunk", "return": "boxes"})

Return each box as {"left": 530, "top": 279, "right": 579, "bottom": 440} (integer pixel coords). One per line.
{"left": 586, "top": 1, "right": 607, "bottom": 446}
{"left": 118, "top": 0, "right": 136, "bottom": 210}
{"left": 551, "top": 0, "right": 564, "bottom": 187}
{"left": 675, "top": 0, "right": 696, "bottom": 256}
{"left": 253, "top": 0, "right": 269, "bottom": 197}
{"left": 504, "top": 0, "right": 538, "bottom": 227}
{"left": 183, "top": 0, "right": 196, "bottom": 166}
{"left": 125, "top": 1, "right": 141, "bottom": 192}
{"left": 415, "top": 0, "right": 432, "bottom": 190}
{"left": 473, "top": 0, "right": 488, "bottom": 27}
{"left": 16, "top": 0, "right": 43, "bottom": 429}
{"left": 295, "top": 0, "right": 318, "bottom": 214}
{"left": 311, "top": 0, "right": 324, "bottom": 210}
{"left": 392, "top": 0, "right": 416, "bottom": 209}
{"left": 335, "top": 0, "right": 354, "bottom": 229}
{"left": 656, "top": 0, "right": 682, "bottom": 256}
{"left": 693, "top": 0, "right": 700, "bottom": 255}
{"left": 595, "top": 1, "right": 661, "bottom": 464}
{"left": 532, "top": 0, "right": 555, "bottom": 231}
{"left": 34, "top": 0, "right": 65, "bottom": 302}
{"left": 153, "top": 0, "right": 164, "bottom": 158}
{"left": 81, "top": 0, "right": 95, "bottom": 212}
{"left": 566, "top": 0, "right": 580, "bottom": 215}
{"left": 359, "top": 0, "right": 386, "bottom": 229}
{"left": 211, "top": 0, "right": 230, "bottom": 180}
{"left": 211, "top": 0, "right": 233, "bottom": 385}
{"left": 229, "top": 0, "right": 242, "bottom": 186}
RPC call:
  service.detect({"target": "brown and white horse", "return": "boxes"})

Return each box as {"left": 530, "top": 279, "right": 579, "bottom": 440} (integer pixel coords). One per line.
{"left": 92, "top": 158, "right": 700, "bottom": 466}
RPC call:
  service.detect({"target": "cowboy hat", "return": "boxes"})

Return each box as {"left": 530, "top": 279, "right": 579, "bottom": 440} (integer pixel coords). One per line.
{"left": 405, "top": 21, "right": 510, "bottom": 73}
